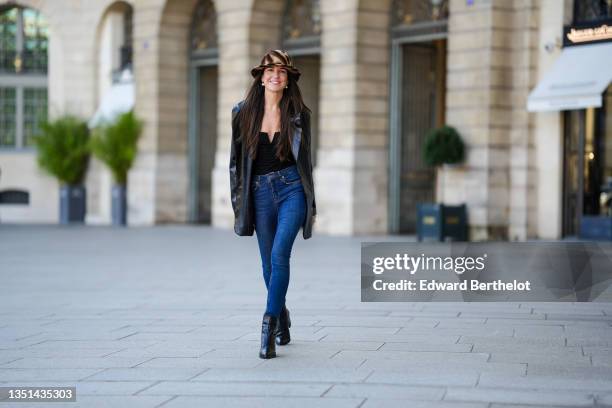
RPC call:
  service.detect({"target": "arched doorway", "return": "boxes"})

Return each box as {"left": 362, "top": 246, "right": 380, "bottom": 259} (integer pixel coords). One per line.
{"left": 188, "top": 0, "right": 218, "bottom": 223}
{"left": 388, "top": 0, "right": 448, "bottom": 234}
{"left": 0, "top": 4, "right": 48, "bottom": 149}
{"left": 95, "top": 2, "right": 133, "bottom": 102}
{"left": 280, "top": 0, "right": 321, "bottom": 167}
{"left": 89, "top": 1, "right": 134, "bottom": 224}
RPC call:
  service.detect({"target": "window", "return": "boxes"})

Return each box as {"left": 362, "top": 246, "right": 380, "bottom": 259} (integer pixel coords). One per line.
{"left": 0, "top": 5, "right": 48, "bottom": 149}
{"left": 190, "top": 0, "right": 217, "bottom": 54}
{"left": 391, "top": 0, "right": 449, "bottom": 26}
{"left": 573, "top": 0, "right": 612, "bottom": 24}
{"left": 109, "top": 2, "right": 134, "bottom": 84}
{"left": 282, "top": 0, "right": 321, "bottom": 40}
{"left": 120, "top": 6, "right": 132, "bottom": 72}
{"left": 280, "top": 0, "right": 321, "bottom": 54}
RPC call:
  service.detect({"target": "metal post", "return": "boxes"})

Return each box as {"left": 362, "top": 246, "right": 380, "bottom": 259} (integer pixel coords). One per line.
{"left": 576, "top": 109, "right": 585, "bottom": 235}
{"left": 388, "top": 41, "right": 402, "bottom": 234}
{"left": 187, "top": 66, "right": 200, "bottom": 223}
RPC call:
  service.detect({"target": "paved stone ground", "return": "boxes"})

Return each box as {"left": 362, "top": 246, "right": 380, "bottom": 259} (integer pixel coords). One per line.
{"left": 0, "top": 224, "right": 611, "bottom": 408}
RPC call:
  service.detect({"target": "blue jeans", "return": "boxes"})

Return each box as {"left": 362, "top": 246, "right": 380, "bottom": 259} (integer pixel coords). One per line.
{"left": 252, "top": 164, "right": 306, "bottom": 317}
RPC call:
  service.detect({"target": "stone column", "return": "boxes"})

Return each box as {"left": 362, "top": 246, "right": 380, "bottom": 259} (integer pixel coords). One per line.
{"left": 131, "top": 0, "right": 200, "bottom": 225}
{"left": 314, "top": 0, "right": 390, "bottom": 235}
{"left": 130, "top": 0, "right": 165, "bottom": 225}
{"left": 534, "top": 0, "right": 573, "bottom": 239}
{"left": 442, "top": 0, "right": 539, "bottom": 240}
{"left": 211, "top": 0, "right": 272, "bottom": 230}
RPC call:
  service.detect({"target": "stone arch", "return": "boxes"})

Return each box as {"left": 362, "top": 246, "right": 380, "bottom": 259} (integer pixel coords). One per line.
{"left": 144, "top": 0, "right": 224, "bottom": 223}
{"left": 92, "top": 1, "right": 134, "bottom": 104}
{"left": 157, "top": 0, "right": 199, "bottom": 152}
{"left": 87, "top": 0, "right": 135, "bottom": 224}
{"left": 57, "top": 0, "right": 133, "bottom": 118}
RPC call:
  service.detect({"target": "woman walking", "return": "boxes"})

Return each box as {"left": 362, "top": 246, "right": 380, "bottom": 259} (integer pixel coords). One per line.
{"left": 229, "top": 49, "right": 317, "bottom": 359}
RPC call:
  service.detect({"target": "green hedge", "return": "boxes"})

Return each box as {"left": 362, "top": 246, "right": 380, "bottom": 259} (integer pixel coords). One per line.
{"left": 34, "top": 115, "right": 90, "bottom": 185}
{"left": 423, "top": 125, "right": 465, "bottom": 167}
{"left": 90, "top": 110, "right": 143, "bottom": 185}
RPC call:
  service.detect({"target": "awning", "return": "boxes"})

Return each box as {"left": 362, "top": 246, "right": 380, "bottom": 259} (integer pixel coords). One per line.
{"left": 527, "top": 42, "right": 612, "bottom": 112}
{"left": 88, "top": 69, "right": 134, "bottom": 128}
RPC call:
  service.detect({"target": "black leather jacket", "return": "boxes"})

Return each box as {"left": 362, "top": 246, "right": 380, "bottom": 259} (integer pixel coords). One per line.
{"left": 230, "top": 100, "right": 317, "bottom": 239}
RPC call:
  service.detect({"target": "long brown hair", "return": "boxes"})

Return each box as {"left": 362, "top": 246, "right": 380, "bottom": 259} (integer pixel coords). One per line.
{"left": 237, "top": 51, "right": 311, "bottom": 162}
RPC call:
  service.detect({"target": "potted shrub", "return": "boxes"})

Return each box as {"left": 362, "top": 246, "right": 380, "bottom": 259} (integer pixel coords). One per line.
{"left": 423, "top": 125, "right": 465, "bottom": 167}
{"left": 89, "top": 110, "right": 143, "bottom": 226}
{"left": 34, "top": 115, "right": 90, "bottom": 224}
{"left": 418, "top": 125, "right": 467, "bottom": 241}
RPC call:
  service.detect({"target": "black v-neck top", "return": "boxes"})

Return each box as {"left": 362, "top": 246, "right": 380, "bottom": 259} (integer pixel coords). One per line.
{"left": 253, "top": 131, "right": 296, "bottom": 175}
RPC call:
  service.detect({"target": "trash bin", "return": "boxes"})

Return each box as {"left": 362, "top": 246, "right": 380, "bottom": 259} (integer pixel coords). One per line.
{"left": 417, "top": 203, "right": 468, "bottom": 242}
{"left": 579, "top": 216, "right": 612, "bottom": 241}
{"left": 579, "top": 178, "right": 612, "bottom": 241}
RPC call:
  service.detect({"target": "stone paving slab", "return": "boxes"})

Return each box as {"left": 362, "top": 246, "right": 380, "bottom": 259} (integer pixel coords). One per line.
{"left": 525, "top": 364, "right": 612, "bottom": 379}
{"left": 160, "top": 395, "right": 365, "bottom": 408}
{"left": 0, "top": 380, "right": 155, "bottom": 395}
{"left": 365, "top": 368, "right": 480, "bottom": 387}
{"left": 335, "top": 349, "right": 490, "bottom": 364}
{"left": 0, "top": 396, "right": 173, "bottom": 408}
{"left": 458, "top": 335, "right": 567, "bottom": 346}
{"left": 488, "top": 351, "right": 592, "bottom": 365}
{"left": 81, "top": 367, "right": 207, "bottom": 381}
{"left": 0, "top": 368, "right": 102, "bottom": 381}
{"left": 139, "top": 380, "right": 332, "bottom": 397}
{"left": 362, "top": 362, "right": 528, "bottom": 382}
{"left": 1, "top": 225, "right": 611, "bottom": 407}
{"left": 443, "top": 387, "right": 596, "bottom": 406}
{"left": 470, "top": 344, "right": 582, "bottom": 355}
{"left": 1, "top": 357, "right": 153, "bottom": 369}
{"left": 324, "top": 383, "right": 445, "bottom": 400}
{"left": 134, "top": 356, "right": 263, "bottom": 369}
{"left": 377, "top": 342, "right": 473, "bottom": 352}
{"left": 488, "top": 406, "right": 587, "bottom": 408}
{"left": 597, "top": 393, "right": 612, "bottom": 406}
{"left": 478, "top": 372, "right": 612, "bottom": 392}
{"left": 362, "top": 402, "right": 487, "bottom": 408}
{"left": 0, "top": 348, "right": 129, "bottom": 358}
{"left": 22, "top": 339, "right": 161, "bottom": 349}
{"left": 192, "top": 367, "right": 374, "bottom": 383}
{"left": 104, "top": 346, "right": 214, "bottom": 359}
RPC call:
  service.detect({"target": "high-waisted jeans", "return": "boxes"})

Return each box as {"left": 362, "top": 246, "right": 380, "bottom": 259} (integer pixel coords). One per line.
{"left": 252, "top": 164, "right": 306, "bottom": 317}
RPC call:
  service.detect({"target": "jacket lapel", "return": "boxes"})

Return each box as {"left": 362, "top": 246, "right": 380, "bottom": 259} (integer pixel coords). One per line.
{"left": 291, "top": 113, "right": 301, "bottom": 162}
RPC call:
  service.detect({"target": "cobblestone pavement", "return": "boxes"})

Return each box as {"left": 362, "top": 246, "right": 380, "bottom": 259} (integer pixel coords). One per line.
{"left": 1, "top": 225, "right": 611, "bottom": 408}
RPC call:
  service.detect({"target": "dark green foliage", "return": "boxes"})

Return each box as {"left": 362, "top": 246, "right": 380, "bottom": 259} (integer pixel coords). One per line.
{"left": 33, "top": 115, "right": 90, "bottom": 185}
{"left": 89, "top": 110, "right": 143, "bottom": 186}
{"left": 423, "top": 125, "right": 465, "bottom": 167}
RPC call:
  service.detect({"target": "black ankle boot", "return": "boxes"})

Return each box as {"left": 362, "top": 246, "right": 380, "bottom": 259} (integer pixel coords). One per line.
{"left": 259, "top": 313, "right": 278, "bottom": 359}
{"left": 275, "top": 305, "right": 291, "bottom": 345}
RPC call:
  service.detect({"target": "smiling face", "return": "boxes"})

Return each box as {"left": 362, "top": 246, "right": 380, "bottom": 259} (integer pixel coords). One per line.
{"left": 261, "top": 65, "right": 288, "bottom": 92}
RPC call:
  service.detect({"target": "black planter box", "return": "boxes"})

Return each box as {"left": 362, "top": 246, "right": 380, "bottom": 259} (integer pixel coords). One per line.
{"left": 417, "top": 203, "right": 468, "bottom": 242}
{"left": 59, "top": 185, "right": 86, "bottom": 224}
{"left": 579, "top": 216, "right": 612, "bottom": 241}
{"left": 111, "top": 184, "right": 127, "bottom": 226}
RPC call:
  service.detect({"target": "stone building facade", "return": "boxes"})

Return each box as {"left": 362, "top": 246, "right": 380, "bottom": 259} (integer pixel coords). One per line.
{"left": 3, "top": 0, "right": 603, "bottom": 242}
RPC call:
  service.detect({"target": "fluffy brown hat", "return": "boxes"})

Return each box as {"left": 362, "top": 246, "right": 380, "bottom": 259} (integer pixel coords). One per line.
{"left": 250, "top": 49, "right": 301, "bottom": 81}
